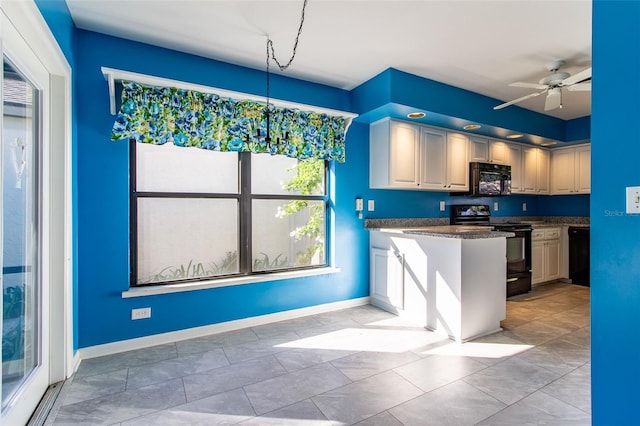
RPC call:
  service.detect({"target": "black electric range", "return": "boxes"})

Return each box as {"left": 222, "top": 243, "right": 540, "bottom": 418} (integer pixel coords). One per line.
{"left": 450, "top": 205, "right": 532, "bottom": 297}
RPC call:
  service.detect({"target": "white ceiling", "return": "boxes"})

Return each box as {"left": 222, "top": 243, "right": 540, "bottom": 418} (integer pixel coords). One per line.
{"left": 65, "top": 0, "right": 592, "bottom": 121}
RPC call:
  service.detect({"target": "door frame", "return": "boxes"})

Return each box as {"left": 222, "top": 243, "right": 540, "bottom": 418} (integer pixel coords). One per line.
{"left": 1, "top": 0, "right": 73, "bottom": 420}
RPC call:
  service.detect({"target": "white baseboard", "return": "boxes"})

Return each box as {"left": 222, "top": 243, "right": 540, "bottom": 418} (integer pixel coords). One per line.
{"left": 78, "top": 297, "right": 370, "bottom": 360}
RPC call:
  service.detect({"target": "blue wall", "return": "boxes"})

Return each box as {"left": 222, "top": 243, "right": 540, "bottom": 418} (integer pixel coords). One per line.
{"left": 42, "top": 1, "right": 640, "bottom": 422}
{"left": 73, "top": 30, "right": 367, "bottom": 348}
{"left": 591, "top": 1, "right": 640, "bottom": 424}
{"left": 72, "top": 29, "right": 588, "bottom": 348}
{"left": 38, "top": 7, "right": 588, "bottom": 352}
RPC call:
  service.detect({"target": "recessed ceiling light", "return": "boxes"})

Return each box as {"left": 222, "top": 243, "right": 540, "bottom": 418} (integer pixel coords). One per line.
{"left": 463, "top": 124, "right": 481, "bottom": 130}
{"left": 407, "top": 112, "right": 425, "bottom": 119}
{"left": 506, "top": 133, "right": 523, "bottom": 139}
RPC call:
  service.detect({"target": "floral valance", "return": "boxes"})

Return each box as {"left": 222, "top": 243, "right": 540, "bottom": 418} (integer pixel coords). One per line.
{"left": 110, "top": 81, "right": 347, "bottom": 162}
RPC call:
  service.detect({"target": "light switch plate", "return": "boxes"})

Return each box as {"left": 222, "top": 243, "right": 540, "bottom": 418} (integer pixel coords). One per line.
{"left": 355, "top": 198, "right": 363, "bottom": 211}
{"left": 367, "top": 200, "right": 375, "bottom": 211}
{"left": 439, "top": 201, "right": 446, "bottom": 211}
{"left": 493, "top": 202, "right": 499, "bottom": 211}
{"left": 522, "top": 202, "right": 527, "bottom": 212}
{"left": 626, "top": 186, "right": 640, "bottom": 214}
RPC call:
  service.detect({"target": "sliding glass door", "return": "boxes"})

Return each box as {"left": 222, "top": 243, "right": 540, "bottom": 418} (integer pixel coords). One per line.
{"left": 1, "top": 9, "right": 51, "bottom": 424}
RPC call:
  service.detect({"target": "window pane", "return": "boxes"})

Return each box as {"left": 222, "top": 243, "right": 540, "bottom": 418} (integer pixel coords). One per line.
{"left": 2, "top": 58, "right": 40, "bottom": 408}
{"left": 251, "top": 154, "right": 324, "bottom": 195}
{"left": 136, "top": 143, "right": 238, "bottom": 193}
{"left": 137, "top": 198, "right": 239, "bottom": 284}
{"left": 252, "top": 199, "right": 325, "bottom": 271}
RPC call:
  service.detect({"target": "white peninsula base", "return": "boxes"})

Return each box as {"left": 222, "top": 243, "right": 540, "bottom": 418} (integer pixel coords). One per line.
{"left": 370, "top": 229, "right": 507, "bottom": 342}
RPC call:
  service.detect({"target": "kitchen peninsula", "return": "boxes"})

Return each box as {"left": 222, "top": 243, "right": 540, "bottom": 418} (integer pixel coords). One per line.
{"left": 368, "top": 222, "right": 512, "bottom": 342}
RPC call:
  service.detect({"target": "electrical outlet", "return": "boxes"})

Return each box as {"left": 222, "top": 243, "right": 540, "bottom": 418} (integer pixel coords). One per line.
{"left": 439, "top": 201, "right": 446, "bottom": 211}
{"left": 522, "top": 202, "right": 527, "bottom": 212}
{"left": 355, "top": 198, "right": 363, "bottom": 211}
{"left": 367, "top": 200, "right": 375, "bottom": 211}
{"left": 626, "top": 186, "right": 640, "bottom": 214}
{"left": 493, "top": 201, "right": 499, "bottom": 211}
{"left": 131, "top": 307, "right": 151, "bottom": 320}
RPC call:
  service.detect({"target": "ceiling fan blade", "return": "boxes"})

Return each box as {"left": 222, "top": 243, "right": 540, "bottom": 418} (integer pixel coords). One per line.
{"left": 562, "top": 67, "right": 592, "bottom": 86}
{"left": 544, "top": 88, "right": 562, "bottom": 111}
{"left": 509, "top": 82, "right": 548, "bottom": 90}
{"left": 568, "top": 82, "right": 591, "bottom": 91}
{"left": 494, "top": 90, "right": 546, "bottom": 110}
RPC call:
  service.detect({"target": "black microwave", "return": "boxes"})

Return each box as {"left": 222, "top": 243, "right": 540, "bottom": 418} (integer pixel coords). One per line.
{"left": 468, "top": 162, "right": 511, "bottom": 196}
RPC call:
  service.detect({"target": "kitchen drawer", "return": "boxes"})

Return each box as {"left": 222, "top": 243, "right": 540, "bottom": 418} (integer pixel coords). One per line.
{"left": 532, "top": 230, "right": 545, "bottom": 240}
{"left": 532, "top": 228, "right": 560, "bottom": 241}
{"left": 544, "top": 228, "right": 561, "bottom": 239}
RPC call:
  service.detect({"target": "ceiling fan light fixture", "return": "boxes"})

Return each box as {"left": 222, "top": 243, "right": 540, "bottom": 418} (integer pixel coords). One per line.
{"left": 506, "top": 133, "right": 523, "bottom": 139}
{"left": 407, "top": 112, "right": 426, "bottom": 119}
{"left": 463, "top": 124, "right": 481, "bottom": 130}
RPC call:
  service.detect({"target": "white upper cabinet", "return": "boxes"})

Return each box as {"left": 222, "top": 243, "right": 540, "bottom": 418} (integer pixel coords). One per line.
{"left": 370, "top": 117, "right": 587, "bottom": 195}
{"left": 489, "top": 140, "right": 508, "bottom": 164}
{"left": 551, "top": 144, "right": 591, "bottom": 194}
{"left": 370, "top": 119, "right": 421, "bottom": 189}
{"left": 469, "top": 137, "right": 508, "bottom": 165}
{"left": 505, "top": 143, "right": 523, "bottom": 193}
{"left": 522, "top": 146, "right": 550, "bottom": 194}
{"left": 575, "top": 145, "right": 591, "bottom": 193}
{"left": 420, "top": 127, "right": 448, "bottom": 190}
{"left": 446, "top": 132, "right": 470, "bottom": 191}
{"left": 536, "top": 148, "right": 550, "bottom": 194}
{"left": 370, "top": 119, "right": 468, "bottom": 192}
{"left": 469, "top": 136, "right": 489, "bottom": 162}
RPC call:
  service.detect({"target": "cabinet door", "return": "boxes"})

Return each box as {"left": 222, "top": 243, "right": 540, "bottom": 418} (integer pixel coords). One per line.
{"left": 531, "top": 241, "right": 545, "bottom": 284}
{"left": 389, "top": 122, "right": 421, "bottom": 188}
{"left": 536, "top": 148, "right": 550, "bottom": 194}
{"left": 505, "top": 143, "right": 523, "bottom": 193}
{"left": 551, "top": 149, "right": 574, "bottom": 194}
{"left": 370, "top": 248, "right": 404, "bottom": 310}
{"left": 446, "top": 132, "right": 469, "bottom": 191}
{"left": 575, "top": 146, "right": 591, "bottom": 193}
{"left": 469, "top": 136, "right": 489, "bottom": 162}
{"left": 545, "top": 239, "right": 561, "bottom": 281}
{"left": 489, "top": 140, "right": 507, "bottom": 164}
{"left": 522, "top": 147, "right": 538, "bottom": 193}
{"left": 420, "top": 127, "right": 447, "bottom": 190}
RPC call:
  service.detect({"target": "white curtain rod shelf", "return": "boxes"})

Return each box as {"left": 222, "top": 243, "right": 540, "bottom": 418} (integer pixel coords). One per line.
{"left": 101, "top": 67, "right": 358, "bottom": 121}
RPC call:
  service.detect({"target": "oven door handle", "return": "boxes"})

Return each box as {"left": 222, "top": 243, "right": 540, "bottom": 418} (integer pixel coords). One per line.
{"left": 506, "top": 277, "right": 519, "bottom": 283}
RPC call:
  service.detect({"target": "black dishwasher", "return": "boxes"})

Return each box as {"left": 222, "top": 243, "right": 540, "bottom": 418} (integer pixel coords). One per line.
{"left": 569, "top": 227, "right": 590, "bottom": 286}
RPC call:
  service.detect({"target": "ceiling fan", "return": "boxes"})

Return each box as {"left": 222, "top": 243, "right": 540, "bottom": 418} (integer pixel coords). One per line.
{"left": 494, "top": 60, "right": 591, "bottom": 111}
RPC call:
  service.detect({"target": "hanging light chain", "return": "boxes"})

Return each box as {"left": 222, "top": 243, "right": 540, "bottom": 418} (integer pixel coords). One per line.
{"left": 263, "top": 0, "right": 308, "bottom": 147}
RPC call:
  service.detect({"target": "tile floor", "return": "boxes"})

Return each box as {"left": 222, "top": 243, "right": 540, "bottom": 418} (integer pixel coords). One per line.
{"left": 46, "top": 281, "right": 590, "bottom": 425}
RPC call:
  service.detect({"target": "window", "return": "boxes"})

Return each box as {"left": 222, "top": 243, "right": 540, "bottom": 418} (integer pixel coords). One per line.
{"left": 130, "top": 142, "right": 329, "bottom": 286}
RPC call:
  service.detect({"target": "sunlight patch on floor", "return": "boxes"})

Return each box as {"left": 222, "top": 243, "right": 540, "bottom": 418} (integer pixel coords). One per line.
{"left": 417, "top": 341, "right": 534, "bottom": 358}
{"left": 275, "top": 327, "right": 445, "bottom": 353}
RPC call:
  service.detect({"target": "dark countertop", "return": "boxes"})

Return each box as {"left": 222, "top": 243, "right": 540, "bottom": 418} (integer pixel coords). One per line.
{"left": 370, "top": 226, "right": 514, "bottom": 240}
{"left": 366, "top": 216, "right": 590, "bottom": 230}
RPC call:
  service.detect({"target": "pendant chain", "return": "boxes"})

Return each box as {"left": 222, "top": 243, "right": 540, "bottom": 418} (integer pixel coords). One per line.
{"left": 265, "top": 0, "right": 308, "bottom": 110}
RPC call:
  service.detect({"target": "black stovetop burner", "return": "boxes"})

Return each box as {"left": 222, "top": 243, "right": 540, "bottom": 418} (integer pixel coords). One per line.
{"left": 450, "top": 204, "right": 532, "bottom": 231}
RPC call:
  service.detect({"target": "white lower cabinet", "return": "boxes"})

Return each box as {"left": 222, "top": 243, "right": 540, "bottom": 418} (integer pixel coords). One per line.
{"left": 370, "top": 247, "right": 404, "bottom": 311}
{"left": 370, "top": 230, "right": 506, "bottom": 342}
{"left": 531, "top": 228, "right": 561, "bottom": 284}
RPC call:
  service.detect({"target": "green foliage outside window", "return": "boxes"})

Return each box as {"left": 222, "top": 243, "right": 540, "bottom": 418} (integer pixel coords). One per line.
{"left": 278, "top": 159, "right": 325, "bottom": 265}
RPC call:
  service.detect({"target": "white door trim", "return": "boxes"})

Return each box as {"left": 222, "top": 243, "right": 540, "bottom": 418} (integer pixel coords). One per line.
{"left": 1, "top": 0, "right": 74, "bottom": 407}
